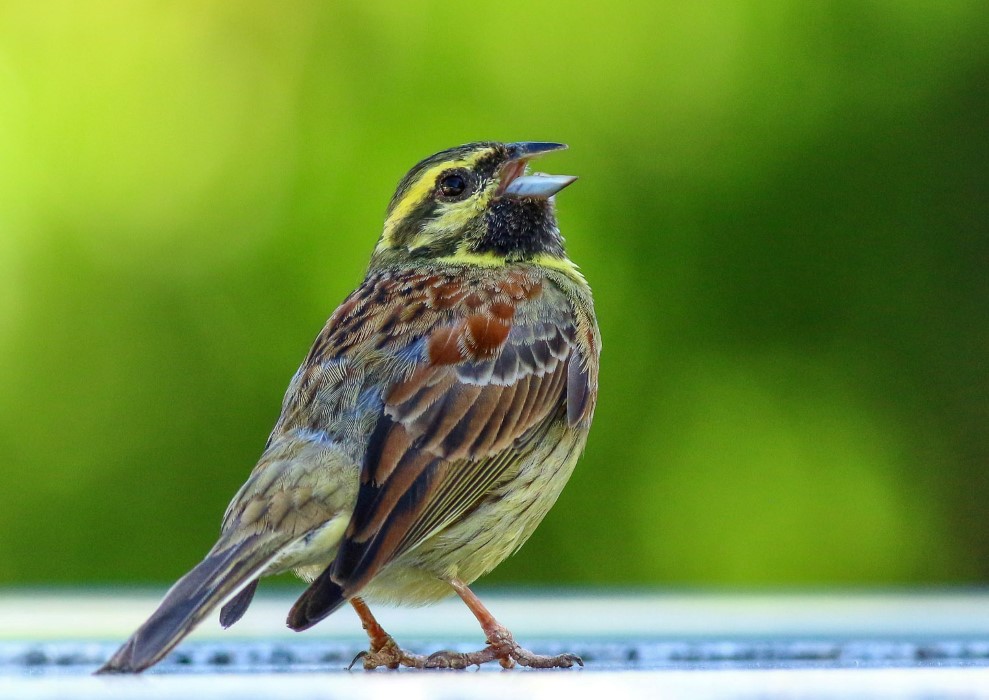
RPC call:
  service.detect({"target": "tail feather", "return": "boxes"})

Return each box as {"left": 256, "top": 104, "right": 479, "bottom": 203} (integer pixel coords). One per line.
{"left": 219, "top": 578, "right": 259, "bottom": 628}
{"left": 96, "top": 536, "right": 276, "bottom": 674}
{"left": 286, "top": 565, "right": 348, "bottom": 631}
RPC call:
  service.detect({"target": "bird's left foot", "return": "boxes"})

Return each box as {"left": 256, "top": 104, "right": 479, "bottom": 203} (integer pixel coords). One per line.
{"left": 424, "top": 625, "right": 583, "bottom": 670}
{"left": 350, "top": 635, "right": 428, "bottom": 670}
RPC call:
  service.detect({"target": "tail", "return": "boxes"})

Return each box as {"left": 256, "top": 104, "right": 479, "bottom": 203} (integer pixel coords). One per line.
{"left": 286, "top": 564, "right": 349, "bottom": 631}
{"left": 96, "top": 535, "right": 277, "bottom": 674}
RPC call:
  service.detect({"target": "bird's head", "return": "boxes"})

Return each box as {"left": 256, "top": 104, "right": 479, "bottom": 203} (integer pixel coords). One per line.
{"left": 370, "top": 142, "right": 577, "bottom": 271}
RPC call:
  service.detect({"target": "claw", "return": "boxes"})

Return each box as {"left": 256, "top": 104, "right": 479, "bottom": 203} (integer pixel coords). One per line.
{"left": 347, "top": 650, "right": 368, "bottom": 671}
{"left": 569, "top": 654, "right": 584, "bottom": 667}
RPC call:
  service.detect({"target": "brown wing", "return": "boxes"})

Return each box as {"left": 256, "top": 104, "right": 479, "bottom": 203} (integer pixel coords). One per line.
{"left": 286, "top": 269, "right": 595, "bottom": 630}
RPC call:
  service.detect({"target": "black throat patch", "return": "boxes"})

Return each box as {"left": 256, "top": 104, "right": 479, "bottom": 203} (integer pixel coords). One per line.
{"left": 471, "top": 198, "right": 565, "bottom": 261}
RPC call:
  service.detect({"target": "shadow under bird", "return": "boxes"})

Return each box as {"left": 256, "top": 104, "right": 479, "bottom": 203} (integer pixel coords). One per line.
{"left": 98, "top": 141, "right": 600, "bottom": 672}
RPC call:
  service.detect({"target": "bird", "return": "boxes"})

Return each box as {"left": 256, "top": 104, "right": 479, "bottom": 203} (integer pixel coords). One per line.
{"left": 96, "top": 141, "right": 600, "bottom": 673}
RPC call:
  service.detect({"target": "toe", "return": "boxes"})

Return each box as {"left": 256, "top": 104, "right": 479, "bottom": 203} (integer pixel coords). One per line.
{"left": 510, "top": 648, "right": 583, "bottom": 669}
{"left": 425, "top": 651, "right": 468, "bottom": 670}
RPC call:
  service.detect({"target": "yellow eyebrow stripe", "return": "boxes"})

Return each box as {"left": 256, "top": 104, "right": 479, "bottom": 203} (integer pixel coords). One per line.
{"left": 381, "top": 148, "right": 494, "bottom": 244}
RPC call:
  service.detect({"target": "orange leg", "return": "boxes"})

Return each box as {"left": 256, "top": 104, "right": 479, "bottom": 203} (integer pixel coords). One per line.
{"left": 422, "top": 578, "right": 583, "bottom": 670}
{"left": 348, "top": 597, "right": 426, "bottom": 670}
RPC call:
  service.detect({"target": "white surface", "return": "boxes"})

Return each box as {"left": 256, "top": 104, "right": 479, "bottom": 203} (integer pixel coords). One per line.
{"left": 6, "top": 591, "right": 989, "bottom": 698}
{"left": 4, "top": 668, "right": 989, "bottom": 700}
{"left": 4, "top": 589, "right": 989, "bottom": 640}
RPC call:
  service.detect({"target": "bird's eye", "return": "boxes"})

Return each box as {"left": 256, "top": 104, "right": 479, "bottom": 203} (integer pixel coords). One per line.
{"left": 437, "top": 171, "right": 471, "bottom": 199}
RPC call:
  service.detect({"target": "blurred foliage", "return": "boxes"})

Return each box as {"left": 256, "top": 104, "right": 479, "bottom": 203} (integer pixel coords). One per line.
{"left": 0, "top": 1, "right": 986, "bottom": 588}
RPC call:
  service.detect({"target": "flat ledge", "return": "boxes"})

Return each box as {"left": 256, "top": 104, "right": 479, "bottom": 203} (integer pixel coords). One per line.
{"left": 4, "top": 637, "right": 989, "bottom": 673}
{"left": 6, "top": 589, "right": 989, "bottom": 639}
{"left": 5, "top": 590, "right": 989, "bottom": 698}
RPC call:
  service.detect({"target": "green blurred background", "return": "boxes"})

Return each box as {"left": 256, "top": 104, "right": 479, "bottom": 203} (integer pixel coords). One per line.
{"left": 0, "top": 1, "right": 986, "bottom": 589}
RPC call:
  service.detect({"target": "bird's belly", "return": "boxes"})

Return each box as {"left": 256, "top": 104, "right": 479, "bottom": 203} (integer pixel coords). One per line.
{"left": 362, "top": 424, "right": 587, "bottom": 606}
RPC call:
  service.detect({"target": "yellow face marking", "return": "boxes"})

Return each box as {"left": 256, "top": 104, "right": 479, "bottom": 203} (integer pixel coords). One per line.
{"left": 531, "top": 253, "right": 587, "bottom": 282}
{"left": 433, "top": 249, "right": 586, "bottom": 283}
{"left": 435, "top": 249, "right": 507, "bottom": 267}
{"left": 379, "top": 147, "right": 496, "bottom": 249}
{"left": 405, "top": 181, "right": 497, "bottom": 252}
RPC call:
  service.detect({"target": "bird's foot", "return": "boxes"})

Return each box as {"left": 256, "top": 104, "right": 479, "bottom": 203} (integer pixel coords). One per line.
{"left": 424, "top": 625, "right": 583, "bottom": 670}
{"left": 349, "top": 635, "right": 427, "bottom": 670}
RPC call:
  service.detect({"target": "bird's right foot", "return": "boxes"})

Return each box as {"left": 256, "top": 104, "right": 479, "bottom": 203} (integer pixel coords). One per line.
{"left": 422, "top": 624, "right": 583, "bottom": 669}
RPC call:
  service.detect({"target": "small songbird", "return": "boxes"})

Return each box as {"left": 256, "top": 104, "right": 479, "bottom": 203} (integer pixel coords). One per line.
{"left": 97, "top": 141, "right": 600, "bottom": 673}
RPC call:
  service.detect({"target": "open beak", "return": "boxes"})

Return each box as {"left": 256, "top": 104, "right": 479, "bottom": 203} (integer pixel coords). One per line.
{"left": 499, "top": 142, "right": 578, "bottom": 199}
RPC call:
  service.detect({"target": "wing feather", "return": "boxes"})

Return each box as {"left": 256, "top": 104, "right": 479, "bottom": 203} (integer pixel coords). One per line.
{"left": 286, "top": 269, "right": 595, "bottom": 630}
